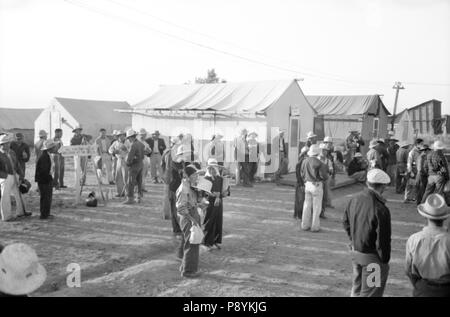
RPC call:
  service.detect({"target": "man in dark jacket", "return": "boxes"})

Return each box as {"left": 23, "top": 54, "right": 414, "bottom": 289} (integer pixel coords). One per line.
{"left": 294, "top": 147, "right": 308, "bottom": 220}
{"left": 395, "top": 141, "right": 410, "bottom": 194}
{"left": 343, "top": 168, "right": 391, "bottom": 297}
{"left": 35, "top": 140, "right": 59, "bottom": 220}
{"left": 421, "top": 140, "right": 449, "bottom": 203}
{"left": 124, "top": 129, "right": 145, "bottom": 204}
{"left": 146, "top": 130, "right": 166, "bottom": 184}
{"left": 10, "top": 133, "right": 30, "bottom": 176}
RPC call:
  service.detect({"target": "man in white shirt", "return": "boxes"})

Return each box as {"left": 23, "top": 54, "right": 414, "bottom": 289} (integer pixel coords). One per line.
{"left": 95, "top": 128, "right": 113, "bottom": 185}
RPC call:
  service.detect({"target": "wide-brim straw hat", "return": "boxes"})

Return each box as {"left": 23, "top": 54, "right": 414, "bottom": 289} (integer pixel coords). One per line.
{"left": 307, "top": 144, "right": 321, "bottom": 156}
{"left": 126, "top": 129, "right": 138, "bottom": 138}
{"left": 38, "top": 130, "right": 48, "bottom": 138}
{"left": 307, "top": 131, "right": 317, "bottom": 139}
{"left": 369, "top": 140, "right": 379, "bottom": 149}
{"left": 0, "top": 134, "right": 12, "bottom": 145}
{"left": 417, "top": 194, "right": 450, "bottom": 220}
{"left": 72, "top": 126, "right": 82, "bottom": 133}
{"left": 432, "top": 140, "right": 445, "bottom": 150}
{"left": 192, "top": 176, "right": 213, "bottom": 195}
{"left": 0, "top": 243, "right": 47, "bottom": 296}
{"left": 42, "top": 140, "right": 58, "bottom": 151}
{"left": 206, "top": 158, "right": 223, "bottom": 168}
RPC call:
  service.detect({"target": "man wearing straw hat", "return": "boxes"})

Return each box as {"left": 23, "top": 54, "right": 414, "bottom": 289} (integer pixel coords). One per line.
{"left": 0, "top": 243, "right": 47, "bottom": 297}
{"left": 406, "top": 193, "right": 450, "bottom": 297}
{"left": 124, "top": 129, "right": 145, "bottom": 204}
{"left": 95, "top": 128, "right": 114, "bottom": 185}
{"left": 137, "top": 128, "right": 152, "bottom": 191}
{"left": 35, "top": 139, "right": 59, "bottom": 220}
{"left": 108, "top": 130, "right": 128, "bottom": 198}
{"left": 366, "top": 140, "right": 382, "bottom": 169}
{"left": 0, "top": 134, "right": 27, "bottom": 221}
{"left": 343, "top": 168, "right": 391, "bottom": 297}
{"left": 300, "top": 144, "right": 328, "bottom": 232}
{"left": 421, "top": 140, "right": 449, "bottom": 203}
{"left": 146, "top": 130, "right": 166, "bottom": 184}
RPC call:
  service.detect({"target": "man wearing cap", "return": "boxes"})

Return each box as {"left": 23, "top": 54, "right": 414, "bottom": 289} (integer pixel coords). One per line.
{"left": 95, "top": 128, "right": 114, "bottom": 185}
{"left": 10, "top": 133, "right": 30, "bottom": 176}
{"left": 406, "top": 193, "right": 450, "bottom": 297}
{"left": 34, "top": 130, "right": 48, "bottom": 159}
{"left": 416, "top": 144, "right": 431, "bottom": 205}
{"left": 343, "top": 168, "right": 391, "bottom": 297}
{"left": 146, "top": 130, "right": 166, "bottom": 184}
{"left": 347, "top": 152, "right": 368, "bottom": 182}
{"left": 0, "top": 134, "right": 27, "bottom": 221}
{"left": 52, "top": 128, "right": 66, "bottom": 189}
{"left": 421, "top": 140, "right": 449, "bottom": 203}
{"left": 395, "top": 141, "right": 410, "bottom": 194}
{"left": 124, "top": 129, "right": 145, "bottom": 204}
{"left": 35, "top": 139, "right": 59, "bottom": 220}
{"left": 108, "top": 131, "right": 128, "bottom": 198}
{"left": 300, "top": 144, "right": 329, "bottom": 232}
{"left": 366, "top": 140, "right": 382, "bottom": 169}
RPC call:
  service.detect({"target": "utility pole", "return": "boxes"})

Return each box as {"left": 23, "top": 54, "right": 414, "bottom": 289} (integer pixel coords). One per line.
{"left": 391, "top": 81, "right": 405, "bottom": 131}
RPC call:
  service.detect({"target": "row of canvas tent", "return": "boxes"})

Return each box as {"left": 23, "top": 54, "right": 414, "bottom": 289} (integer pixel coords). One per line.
{"left": 0, "top": 79, "right": 395, "bottom": 174}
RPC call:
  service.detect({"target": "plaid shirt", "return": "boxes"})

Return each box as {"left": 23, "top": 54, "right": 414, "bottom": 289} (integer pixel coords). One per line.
{"left": 425, "top": 150, "right": 449, "bottom": 177}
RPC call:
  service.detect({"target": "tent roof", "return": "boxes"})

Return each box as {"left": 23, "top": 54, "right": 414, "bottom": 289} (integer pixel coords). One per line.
{"left": 0, "top": 108, "right": 43, "bottom": 130}
{"left": 133, "top": 80, "right": 299, "bottom": 113}
{"left": 55, "top": 97, "right": 131, "bottom": 125}
{"left": 307, "top": 95, "right": 391, "bottom": 116}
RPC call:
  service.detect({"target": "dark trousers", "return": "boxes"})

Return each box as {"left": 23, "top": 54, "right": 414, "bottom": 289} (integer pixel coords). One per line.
{"left": 177, "top": 209, "right": 200, "bottom": 274}
{"left": 249, "top": 162, "right": 258, "bottom": 182}
{"left": 239, "top": 162, "right": 252, "bottom": 185}
{"left": 38, "top": 183, "right": 53, "bottom": 218}
{"left": 18, "top": 161, "right": 26, "bottom": 177}
{"left": 395, "top": 166, "right": 407, "bottom": 194}
{"left": 53, "top": 154, "right": 65, "bottom": 187}
{"left": 294, "top": 184, "right": 305, "bottom": 219}
{"left": 421, "top": 174, "right": 447, "bottom": 203}
{"left": 416, "top": 174, "right": 428, "bottom": 206}
{"left": 168, "top": 190, "right": 182, "bottom": 235}
{"left": 413, "top": 280, "right": 450, "bottom": 297}
{"left": 127, "top": 166, "right": 143, "bottom": 198}
{"left": 203, "top": 199, "right": 223, "bottom": 246}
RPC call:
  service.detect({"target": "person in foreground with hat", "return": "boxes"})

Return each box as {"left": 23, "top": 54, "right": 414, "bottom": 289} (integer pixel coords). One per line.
{"left": 300, "top": 144, "right": 329, "bottom": 232}
{"left": 405, "top": 193, "right": 450, "bottom": 297}
{"left": 35, "top": 139, "right": 59, "bottom": 220}
{"left": 0, "top": 134, "right": 28, "bottom": 221}
{"left": 124, "top": 129, "right": 145, "bottom": 204}
{"left": 95, "top": 128, "right": 114, "bottom": 185}
{"left": 202, "top": 158, "right": 227, "bottom": 251}
{"left": 146, "top": 130, "right": 166, "bottom": 184}
{"left": 52, "top": 128, "right": 66, "bottom": 190}
{"left": 395, "top": 140, "right": 410, "bottom": 194}
{"left": 0, "top": 243, "right": 47, "bottom": 297}
{"left": 176, "top": 164, "right": 210, "bottom": 278}
{"left": 347, "top": 152, "right": 368, "bottom": 183}
{"left": 10, "top": 133, "right": 30, "bottom": 177}
{"left": 421, "top": 140, "right": 449, "bottom": 203}
{"left": 294, "top": 146, "right": 308, "bottom": 220}
{"left": 34, "top": 130, "right": 48, "bottom": 159}
{"left": 343, "top": 168, "right": 391, "bottom": 297}
{"left": 108, "top": 130, "right": 128, "bottom": 198}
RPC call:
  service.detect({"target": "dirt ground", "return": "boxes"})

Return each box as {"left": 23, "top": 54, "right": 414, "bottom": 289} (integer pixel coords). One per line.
{"left": 0, "top": 159, "right": 444, "bottom": 297}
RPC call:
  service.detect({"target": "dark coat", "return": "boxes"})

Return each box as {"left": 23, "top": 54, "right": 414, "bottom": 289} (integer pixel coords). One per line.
{"left": 35, "top": 150, "right": 53, "bottom": 184}
{"left": 0, "top": 150, "right": 22, "bottom": 179}
{"left": 145, "top": 137, "right": 166, "bottom": 155}
{"left": 10, "top": 142, "right": 30, "bottom": 163}
{"left": 126, "top": 139, "right": 145, "bottom": 170}
{"left": 343, "top": 188, "right": 391, "bottom": 263}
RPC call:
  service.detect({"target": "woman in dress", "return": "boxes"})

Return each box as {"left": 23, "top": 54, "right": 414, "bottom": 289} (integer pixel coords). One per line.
{"left": 202, "top": 158, "right": 227, "bottom": 250}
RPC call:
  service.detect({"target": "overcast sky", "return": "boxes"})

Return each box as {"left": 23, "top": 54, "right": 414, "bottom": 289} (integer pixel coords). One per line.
{"left": 1, "top": 0, "right": 449, "bottom": 114}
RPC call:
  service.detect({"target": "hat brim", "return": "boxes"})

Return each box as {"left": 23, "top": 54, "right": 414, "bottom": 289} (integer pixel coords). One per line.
{"left": 0, "top": 262, "right": 47, "bottom": 296}
{"left": 207, "top": 163, "right": 224, "bottom": 168}
{"left": 72, "top": 128, "right": 82, "bottom": 132}
{"left": 192, "top": 186, "right": 212, "bottom": 195}
{"left": 126, "top": 133, "right": 137, "bottom": 138}
{"left": 417, "top": 204, "right": 450, "bottom": 220}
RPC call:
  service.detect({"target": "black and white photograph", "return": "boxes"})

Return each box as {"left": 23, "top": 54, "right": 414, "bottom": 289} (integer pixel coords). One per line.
{"left": 0, "top": 0, "right": 450, "bottom": 302}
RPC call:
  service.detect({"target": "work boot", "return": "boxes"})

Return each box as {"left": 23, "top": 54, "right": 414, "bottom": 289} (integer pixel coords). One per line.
{"left": 123, "top": 197, "right": 135, "bottom": 205}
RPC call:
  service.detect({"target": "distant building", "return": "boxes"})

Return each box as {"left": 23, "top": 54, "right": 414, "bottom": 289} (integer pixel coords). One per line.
{"left": 307, "top": 95, "right": 391, "bottom": 154}
{"left": 0, "top": 108, "right": 43, "bottom": 146}
{"left": 34, "top": 97, "right": 132, "bottom": 145}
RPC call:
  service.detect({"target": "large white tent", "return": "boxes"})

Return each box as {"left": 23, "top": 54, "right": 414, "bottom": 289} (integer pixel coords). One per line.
{"left": 126, "top": 79, "right": 317, "bottom": 173}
